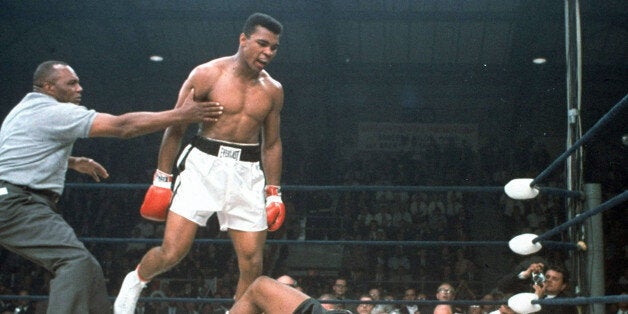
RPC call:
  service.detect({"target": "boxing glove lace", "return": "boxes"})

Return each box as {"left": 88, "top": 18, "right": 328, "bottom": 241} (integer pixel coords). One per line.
{"left": 265, "top": 185, "right": 285, "bottom": 232}
{"left": 139, "top": 169, "right": 173, "bottom": 222}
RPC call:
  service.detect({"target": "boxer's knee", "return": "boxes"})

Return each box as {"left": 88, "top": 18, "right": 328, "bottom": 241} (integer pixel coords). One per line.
{"left": 238, "top": 251, "right": 263, "bottom": 275}
{"left": 242, "top": 249, "right": 263, "bottom": 264}
{"left": 236, "top": 242, "right": 264, "bottom": 265}
{"left": 153, "top": 245, "right": 189, "bottom": 268}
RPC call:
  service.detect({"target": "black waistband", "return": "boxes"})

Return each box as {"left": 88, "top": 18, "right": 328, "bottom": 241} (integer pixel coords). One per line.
{"left": 190, "top": 136, "right": 260, "bottom": 162}
{"left": 0, "top": 181, "right": 60, "bottom": 203}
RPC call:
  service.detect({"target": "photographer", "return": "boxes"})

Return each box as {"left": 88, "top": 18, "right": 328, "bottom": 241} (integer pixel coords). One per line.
{"left": 498, "top": 262, "right": 577, "bottom": 314}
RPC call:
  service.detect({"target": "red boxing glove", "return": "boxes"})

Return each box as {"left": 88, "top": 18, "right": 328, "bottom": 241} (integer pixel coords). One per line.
{"left": 265, "top": 185, "right": 285, "bottom": 232}
{"left": 140, "top": 170, "right": 173, "bottom": 222}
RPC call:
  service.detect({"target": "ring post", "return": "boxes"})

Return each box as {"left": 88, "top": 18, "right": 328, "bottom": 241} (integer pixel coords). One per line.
{"left": 584, "top": 183, "right": 603, "bottom": 314}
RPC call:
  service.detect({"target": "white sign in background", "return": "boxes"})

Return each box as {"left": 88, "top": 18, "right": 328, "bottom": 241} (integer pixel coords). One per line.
{"left": 357, "top": 122, "right": 479, "bottom": 152}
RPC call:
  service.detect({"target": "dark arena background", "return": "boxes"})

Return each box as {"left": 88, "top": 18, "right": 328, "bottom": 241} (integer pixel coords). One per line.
{"left": 0, "top": 1, "right": 626, "bottom": 313}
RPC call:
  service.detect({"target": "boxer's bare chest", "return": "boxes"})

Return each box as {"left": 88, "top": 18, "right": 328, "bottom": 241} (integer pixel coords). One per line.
{"left": 198, "top": 73, "right": 273, "bottom": 142}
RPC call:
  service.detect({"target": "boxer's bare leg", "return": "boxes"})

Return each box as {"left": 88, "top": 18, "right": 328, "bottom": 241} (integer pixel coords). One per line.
{"left": 115, "top": 211, "right": 197, "bottom": 314}
{"left": 138, "top": 211, "right": 198, "bottom": 279}
{"left": 230, "top": 229, "right": 267, "bottom": 300}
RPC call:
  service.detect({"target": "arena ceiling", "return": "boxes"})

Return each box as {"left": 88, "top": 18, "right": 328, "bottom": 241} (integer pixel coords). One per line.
{"left": 1, "top": 0, "right": 626, "bottom": 128}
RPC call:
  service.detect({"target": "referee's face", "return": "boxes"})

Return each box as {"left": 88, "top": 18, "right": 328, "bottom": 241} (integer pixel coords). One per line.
{"left": 48, "top": 65, "right": 83, "bottom": 104}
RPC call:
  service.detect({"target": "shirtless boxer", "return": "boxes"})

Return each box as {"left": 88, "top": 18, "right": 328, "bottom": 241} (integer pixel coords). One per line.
{"left": 115, "top": 12, "right": 285, "bottom": 314}
{"left": 230, "top": 276, "right": 351, "bottom": 314}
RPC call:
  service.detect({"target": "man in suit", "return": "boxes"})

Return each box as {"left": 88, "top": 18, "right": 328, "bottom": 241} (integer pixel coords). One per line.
{"left": 498, "top": 262, "right": 578, "bottom": 314}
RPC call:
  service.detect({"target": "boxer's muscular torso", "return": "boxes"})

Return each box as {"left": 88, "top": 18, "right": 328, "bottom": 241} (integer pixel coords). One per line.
{"left": 193, "top": 57, "right": 280, "bottom": 143}
{"left": 156, "top": 56, "right": 282, "bottom": 172}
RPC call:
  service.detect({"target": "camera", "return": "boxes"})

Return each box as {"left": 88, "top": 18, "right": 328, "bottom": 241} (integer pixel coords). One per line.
{"left": 532, "top": 271, "right": 545, "bottom": 286}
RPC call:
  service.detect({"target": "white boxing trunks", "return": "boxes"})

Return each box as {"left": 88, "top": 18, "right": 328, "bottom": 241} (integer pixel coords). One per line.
{"left": 169, "top": 136, "right": 266, "bottom": 232}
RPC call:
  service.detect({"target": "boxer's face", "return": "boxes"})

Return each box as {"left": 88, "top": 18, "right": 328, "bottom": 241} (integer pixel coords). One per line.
{"left": 46, "top": 65, "right": 83, "bottom": 104}
{"left": 240, "top": 26, "right": 280, "bottom": 71}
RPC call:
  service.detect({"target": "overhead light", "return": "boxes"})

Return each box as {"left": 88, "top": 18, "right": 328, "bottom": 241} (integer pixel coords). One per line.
{"left": 533, "top": 57, "right": 546, "bottom": 65}
{"left": 149, "top": 55, "right": 164, "bottom": 62}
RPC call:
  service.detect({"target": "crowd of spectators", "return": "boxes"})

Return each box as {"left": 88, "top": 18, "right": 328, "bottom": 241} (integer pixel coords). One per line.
{"left": 0, "top": 134, "right": 624, "bottom": 313}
